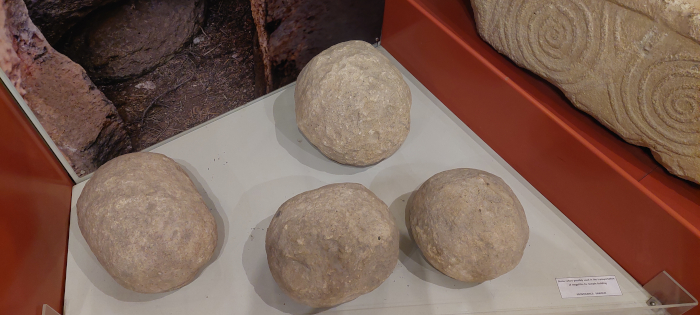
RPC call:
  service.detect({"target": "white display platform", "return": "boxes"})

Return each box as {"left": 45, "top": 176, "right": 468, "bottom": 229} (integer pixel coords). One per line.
{"left": 64, "top": 48, "right": 653, "bottom": 315}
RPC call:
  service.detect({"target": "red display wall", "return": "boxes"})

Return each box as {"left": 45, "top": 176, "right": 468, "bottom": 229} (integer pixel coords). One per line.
{"left": 1, "top": 1, "right": 699, "bottom": 313}
{"left": 381, "top": 0, "right": 700, "bottom": 313}
{"left": 0, "top": 83, "right": 73, "bottom": 315}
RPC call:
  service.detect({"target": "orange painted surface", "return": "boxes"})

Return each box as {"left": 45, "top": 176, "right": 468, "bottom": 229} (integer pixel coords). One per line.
{"left": 382, "top": 0, "right": 700, "bottom": 312}
{"left": 0, "top": 82, "right": 73, "bottom": 315}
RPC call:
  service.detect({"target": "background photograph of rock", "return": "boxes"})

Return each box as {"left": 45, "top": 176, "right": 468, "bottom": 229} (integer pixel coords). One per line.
{"left": 1, "top": 0, "right": 384, "bottom": 178}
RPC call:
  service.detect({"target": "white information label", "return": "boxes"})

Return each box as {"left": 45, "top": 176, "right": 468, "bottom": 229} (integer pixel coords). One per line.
{"left": 556, "top": 276, "right": 622, "bottom": 298}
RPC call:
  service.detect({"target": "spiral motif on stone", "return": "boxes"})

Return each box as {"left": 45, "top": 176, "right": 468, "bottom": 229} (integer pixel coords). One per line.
{"left": 496, "top": 0, "right": 605, "bottom": 85}
{"left": 472, "top": 0, "right": 700, "bottom": 183}
{"left": 622, "top": 55, "right": 700, "bottom": 156}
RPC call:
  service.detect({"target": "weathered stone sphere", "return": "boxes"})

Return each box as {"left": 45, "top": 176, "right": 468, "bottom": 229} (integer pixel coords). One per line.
{"left": 266, "top": 183, "right": 399, "bottom": 307}
{"left": 407, "top": 169, "right": 529, "bottom": 282}
{"left": 295, "top": 40, "right": 411, "bottom": 166}
{"left": 76, "top": 152, "right": 217, "bottom": 293}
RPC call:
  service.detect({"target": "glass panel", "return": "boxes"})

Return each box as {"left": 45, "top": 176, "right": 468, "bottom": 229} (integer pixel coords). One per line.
{"left": 42, "top": 304, "right": 60, "bottom": 315}
{"left": 643, "top": 271, "right": 698, "bottom": 315}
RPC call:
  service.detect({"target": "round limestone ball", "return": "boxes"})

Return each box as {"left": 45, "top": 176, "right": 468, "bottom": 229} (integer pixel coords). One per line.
{"left": 294, "top": 40, "right": 411, "bottom": 166}
{"left": 266, "top": 183, "right": 399, "bottom": 307}
{"left": 76, "top": 152, "right": 217, "bottom": 293}
{"left": 407, "top": 169, "right": 529, "bottom": 282}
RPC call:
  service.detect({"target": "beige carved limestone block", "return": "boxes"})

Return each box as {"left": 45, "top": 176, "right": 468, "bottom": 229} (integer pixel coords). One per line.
{"left": 471, "top": 0, "right": 700, "bottom": 184}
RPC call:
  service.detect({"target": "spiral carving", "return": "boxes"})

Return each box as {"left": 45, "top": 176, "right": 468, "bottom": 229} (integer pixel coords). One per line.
{"left": 472, "top": 0, "right": 700, "bottom": 183}
{"left": 491, "top": 0, "right": 606, "bottom": 84}
{"left": 622, "top": 55, "right": 700, "bottom": 155}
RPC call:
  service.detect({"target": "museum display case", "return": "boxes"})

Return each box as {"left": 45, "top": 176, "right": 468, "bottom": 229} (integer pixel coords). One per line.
{"left": 2, "top": 0, "right": 699, "bottom": 314}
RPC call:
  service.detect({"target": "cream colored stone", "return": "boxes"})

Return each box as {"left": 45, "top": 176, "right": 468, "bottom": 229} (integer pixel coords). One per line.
{"left": 472, "top": 0, "right": 700, "bottom": 184}
{"left": 295, "top": 40, "right": 411, "bottom": 166}
{"left": 407, "top": 169, "right": 529, "bottom": 283}
{"left": 266, "top": 183, "right": 399, "bottom": 307}
{"left": 611, "top": 0, "right": 700, "bottom": 43}
{"left": 76, "top": 152, "right": 217, "bottom": 293}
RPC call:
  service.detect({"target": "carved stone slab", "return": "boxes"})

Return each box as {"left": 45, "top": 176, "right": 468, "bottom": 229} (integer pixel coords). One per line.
{"left": 471, "top": 0, "right": 700, "bottom": 184}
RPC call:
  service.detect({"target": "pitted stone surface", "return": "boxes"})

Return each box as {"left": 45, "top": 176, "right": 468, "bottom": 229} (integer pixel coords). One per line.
{"left": 266, "top": 183, "right": 399, "bottom": 307}
{"left": 295, "top": 40, "right": 411, "bottom": 166}
{"left": 611, "top": 0, "right": 700, "bottom": 44}
{"left": 76, "top": 152, "right": 217, "bottom": 293}
{"left": 471, "top": 0, "right": 700, "bottom": 184}
{"left": 407, "top": 169, "right": 529, "bottom": 283}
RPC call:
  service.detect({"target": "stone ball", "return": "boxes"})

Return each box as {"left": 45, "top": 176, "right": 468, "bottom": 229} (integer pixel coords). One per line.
{"left": 76, "top": 152, "right": 217, "bottom": 293}
{"left": 266, "top": 183, "right": 399, "bottom": 307}
{"left": 407, "top": 169, "right": 529, "bottom": 282}
{"left": 294, "top": 40, "right": 411, "bottom": 166}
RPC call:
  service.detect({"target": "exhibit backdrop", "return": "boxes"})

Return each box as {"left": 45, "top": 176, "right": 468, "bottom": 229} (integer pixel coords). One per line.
{"left": 1, "top": 0, "right": 384, "bottom": 178}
